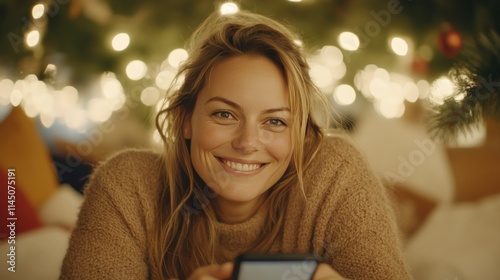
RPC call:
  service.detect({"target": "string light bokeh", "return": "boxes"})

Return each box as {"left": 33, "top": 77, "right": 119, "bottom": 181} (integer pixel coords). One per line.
{"left": 0, "top": 0, "right": 495, "bottom": 146}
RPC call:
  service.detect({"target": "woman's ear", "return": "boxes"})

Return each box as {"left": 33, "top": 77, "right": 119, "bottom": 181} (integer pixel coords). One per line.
{"left": 183, "top": 117, "right": 192, "bottom": 139}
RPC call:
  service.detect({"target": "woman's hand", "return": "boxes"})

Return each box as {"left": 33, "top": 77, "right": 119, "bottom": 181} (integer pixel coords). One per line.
{"left": 186, "top": 262, "right": 234, "bottom": 280}
{"left": 313, "top": 263, "right": 347, "bottom": 280}
{"left": 182, "top": 262, "right": 344, "bottom": 280}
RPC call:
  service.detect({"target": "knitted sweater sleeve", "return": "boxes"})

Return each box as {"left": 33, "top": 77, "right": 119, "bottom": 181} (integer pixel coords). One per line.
{"left": 314, "top": 136, "right": 412, "bottom": 279}
{"left": 59, "top": 150, "right": 159, "bottom": 280}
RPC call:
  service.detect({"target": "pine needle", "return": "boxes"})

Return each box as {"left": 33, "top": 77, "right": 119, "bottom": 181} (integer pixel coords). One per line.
{"left": 428, "top": 30, "right": 500, "bottom": 143}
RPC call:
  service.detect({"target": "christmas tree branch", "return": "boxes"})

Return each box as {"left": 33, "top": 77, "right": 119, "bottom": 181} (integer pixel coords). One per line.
{"left": 428, "top": 30, "right": 500, "bottom": 143}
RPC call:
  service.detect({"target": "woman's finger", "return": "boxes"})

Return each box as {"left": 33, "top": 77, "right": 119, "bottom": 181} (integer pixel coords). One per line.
{"left": 313, "top": 263, "right": 346, "bottom": 280}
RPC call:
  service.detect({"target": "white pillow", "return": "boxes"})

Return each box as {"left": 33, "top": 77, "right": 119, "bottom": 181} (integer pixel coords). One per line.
{"left": 0, "top": 226, "right": 70, "bottom": 280}
{"left": 405, "top": 193, "right": 500, "bottom": 280}
{"left": 39, "top": 184, "right": 83, "bottom": 229}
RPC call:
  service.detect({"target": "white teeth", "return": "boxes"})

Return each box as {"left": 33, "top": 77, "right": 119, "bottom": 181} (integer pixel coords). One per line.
{"left": 223, "top": 159, "right": 261, "bottom": 171}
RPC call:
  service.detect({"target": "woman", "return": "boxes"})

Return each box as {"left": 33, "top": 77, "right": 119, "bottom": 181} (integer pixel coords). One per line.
{"left": 60, "top": 9, "right": 411, "bottom": 280}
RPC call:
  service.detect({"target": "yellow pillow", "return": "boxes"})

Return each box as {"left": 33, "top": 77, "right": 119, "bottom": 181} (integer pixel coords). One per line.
{"left": 0, "top": 106, "right": 58, "bottom": 208}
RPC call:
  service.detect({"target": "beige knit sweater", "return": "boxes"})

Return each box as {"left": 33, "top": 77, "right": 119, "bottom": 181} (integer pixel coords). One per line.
{"left": 60, "top": 135, "right": 412, "bottom": 279}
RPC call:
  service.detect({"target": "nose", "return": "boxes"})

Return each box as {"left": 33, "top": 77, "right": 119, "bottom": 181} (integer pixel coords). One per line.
{"left": 232, "top": 122, "right": 263, "bottom": 154}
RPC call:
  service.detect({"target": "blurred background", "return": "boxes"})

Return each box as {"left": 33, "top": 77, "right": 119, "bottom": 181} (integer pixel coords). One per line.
{"left": 0, "top": 0, "right": 499, "bottom": 279}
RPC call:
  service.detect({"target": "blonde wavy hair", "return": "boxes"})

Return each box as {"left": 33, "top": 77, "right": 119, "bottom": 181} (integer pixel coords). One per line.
{"left": 152, "top": 9, "right": 331, "bottom": 279}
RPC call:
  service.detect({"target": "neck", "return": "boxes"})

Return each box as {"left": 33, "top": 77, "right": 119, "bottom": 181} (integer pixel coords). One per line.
{"left": 214, "top": 197, "right": 265, "bottom": 224}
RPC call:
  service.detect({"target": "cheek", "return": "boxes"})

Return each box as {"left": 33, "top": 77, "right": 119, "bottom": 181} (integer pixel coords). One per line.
{"left": 192, "top": 122, "right": 231, "bottom": 150}
{"left": 266, "top": 133, "right": 293, "bottom": 161}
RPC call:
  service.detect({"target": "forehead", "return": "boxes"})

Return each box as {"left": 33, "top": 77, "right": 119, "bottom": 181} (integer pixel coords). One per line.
{"left": 199, "top": 54, "right": 289, "bottom": 107}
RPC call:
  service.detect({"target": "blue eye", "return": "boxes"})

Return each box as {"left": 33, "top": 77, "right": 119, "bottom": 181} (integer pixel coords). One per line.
{"left": 267, "top": 118, "right": 287, "bottom": 126}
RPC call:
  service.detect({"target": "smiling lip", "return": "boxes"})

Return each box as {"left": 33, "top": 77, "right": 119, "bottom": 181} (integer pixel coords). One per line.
{"left": 216, "top": 157, "right": 266, "bottom": 172}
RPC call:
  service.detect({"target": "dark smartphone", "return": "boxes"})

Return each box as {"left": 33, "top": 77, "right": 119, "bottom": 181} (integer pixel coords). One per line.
{"left": 230, "top": 253, "right": 320, "bottom": 280}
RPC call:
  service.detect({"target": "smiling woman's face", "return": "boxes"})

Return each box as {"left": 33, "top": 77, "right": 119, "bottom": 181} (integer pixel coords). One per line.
{"left": 183, "top": 54, "right": 293, "bottom": 221}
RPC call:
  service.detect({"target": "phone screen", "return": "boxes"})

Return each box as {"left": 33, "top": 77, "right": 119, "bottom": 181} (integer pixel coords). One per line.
{"left": 231, "top": 254, "right": 319, "bottom": 280}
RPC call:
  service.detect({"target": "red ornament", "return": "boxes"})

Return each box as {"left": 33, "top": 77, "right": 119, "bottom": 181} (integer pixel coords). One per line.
{"left": 437, "top": 23, "right": 463, "bottom": 58}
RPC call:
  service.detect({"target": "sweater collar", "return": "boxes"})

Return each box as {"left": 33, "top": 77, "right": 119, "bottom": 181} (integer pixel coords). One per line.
{"left": 217, "top": 206, "right": 266, "bottom": 253}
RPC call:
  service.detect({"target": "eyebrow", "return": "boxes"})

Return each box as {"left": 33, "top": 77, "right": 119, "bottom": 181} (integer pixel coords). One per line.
{"left": 206, "top": 96, "right": 291, "bottom": 114}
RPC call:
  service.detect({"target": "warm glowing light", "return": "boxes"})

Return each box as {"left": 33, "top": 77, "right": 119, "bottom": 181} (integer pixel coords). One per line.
{"left": 416, "top": 80, "right": 430, "bottom": 99}
{"left": 373, "top": 67, "right": 390, "bottom": 82}
{"left": 10, "top": 89, "right": 23, "bottom": 107}
{"left": 354, "top": 65, "right": 379, "bottom": 100}
{"left": 53, "top": 86, "right": 79, "bottom": 116}
{"left": 23, "top": 102, "right": 39, "bottom": 118}
{"left": 102, "top": 80, "right": 122, "bottom": 99}
{"left": 364, "top": 64, "right": 378, "bottom": 71}
{"left": 156, "top": 99, "right": 169, "bottom": 112}
{"left": 44, "top": 63, "right": 57, "bottom": 76}
{"left": 390, "top": 37, "right": 409, "bottom": 56}
{"left": 175, "top": 74, "right": 185, "bottom": 89}
{"left": 288, "top": 0, "right": 302, "bottom": 2}
{"left": 338, "top": 32, "right": 360, "bottom": 51}
{"left": 62, "top": 86, "right": 79, "bottom": 105}
{"left": 167, "top": 48, "right": 188, "bottom": 68}
{"left": 333, "top": 84, "right": 356, "bottom": 105}
{"left": 155, "top": 70, "right": 176, "bottom": 90}
{"left": 220, "top": 2, "right": 239, "bottom": 15}
{"left": 0, "top": 79, "right": 14, "bottom": 105}
{"left": 320, "top": 45, "right": 343, "bottom": 66}
{"left": 454, "top": 93, "right": 465, "bottom": 101}
{"left": 429, "top": 76, "right": 454, "bottom": 105}
{"left": 39, "top": 92, "right": 54, "bottom": 114}
{"left": 32, "top": 4, "right": 45, "bottom": 19}
{"left": 88, "top": 98, "right": 112, "bottom": 122}
{"left": 387, "top": 82, "right": 405, "bottom": 104}
{"left": 126, "top": 60, "right": 147, "bottom": 80}
{"left": 331, "top": 62, "right": 346, "bottom": 80}
{"left": 454, "top": 122, "right": 486, "bottom": 147}
{"left": 108, "top": 93, "right": 126, "bottom": 111}
{"left": 377, "top": 82, "right": 407, "bottom": 119}
{"left": 353, "top": 71, "right": 368, "bottom": 98}
{"left": 111, "top": 33, "right": 130, "bottom": 51}
{"left": 379, "top": 99, "right": 405, "bottom": 119}
{"left": 101, "top": 75, "right": 124, "bottom": 99}
{"left": 25, "top": 30, "right": 40, "bottom": 47}
{"left": 24, "top": 74, "right": 38, "bottom": 83}
{"left": 293, "top": 39, "right": 303, "bottom": 47}
{"left": 40, "top": 112, "right": 55, "bottom": 128}
{"left": 19, "top": 80, "right": 50, "bottom": 118}
{"left": 403, "top": 82, "right": 419, "bottom": 102}
{"left": 309, "top": 63, "right": 333, "bottom": 89}
{"left": 369, "top": 78, "right": 388, "bottom": 99}
{"left": 65, "top": 108, "right": 88, "bottom": 130}
{"left": 156, "top": 101, "right": 164, "bottom": 112}
{"left": 152, "top": 130, "right": 163, "bottom": 144}
{"left": 141, "top": 87, "right": 161, "bottom": 106}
